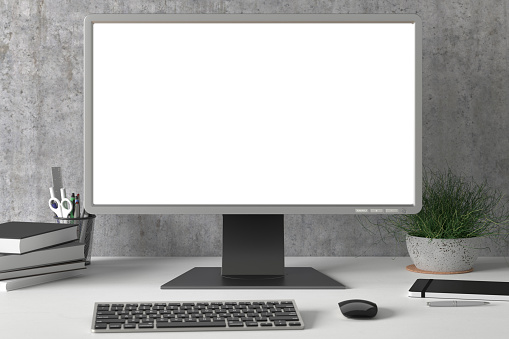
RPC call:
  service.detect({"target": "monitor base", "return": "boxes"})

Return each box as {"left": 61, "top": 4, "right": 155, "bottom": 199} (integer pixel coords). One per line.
{"left": 161, "top": 267, "right": 345, "bottom": 289}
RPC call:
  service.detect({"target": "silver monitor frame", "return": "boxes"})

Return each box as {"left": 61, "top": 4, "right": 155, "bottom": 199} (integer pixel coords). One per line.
{"left": 84, "top": 14, "right": 422, "bottom": 215}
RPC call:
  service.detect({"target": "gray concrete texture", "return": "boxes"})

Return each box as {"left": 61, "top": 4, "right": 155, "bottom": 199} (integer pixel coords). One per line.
{"left": 1, "top": 1, "right": 508, "bottom": 256}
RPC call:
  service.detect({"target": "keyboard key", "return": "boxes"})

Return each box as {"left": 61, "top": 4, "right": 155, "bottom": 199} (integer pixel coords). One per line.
{"left": 94, "top": 323, "right": 107, "bottom": 330}
{"left": 157, "top": 322, "right": 227, "bottom": 328}
{"left": 270, "top": 316, "right": 300, "bottom": 321}
{"left": 227, "top": 321, "right": 244, "bottom": 327}
{"left": 96, "top": 311, "right": 116, "bottom": 315}
{"left": 96, "top": 315, "right": 119, "bottom": 319}
{"left": 139, "top": 323, "right": 154, "bottom": 329}
{"left": 109, "top": 324, "right": 122, "bottom": 329}
{"left": 95, "top": 319, "right": 126, "bottom": 324}
{"left": 289, "top": 322, "right": 302, "bottom": 326}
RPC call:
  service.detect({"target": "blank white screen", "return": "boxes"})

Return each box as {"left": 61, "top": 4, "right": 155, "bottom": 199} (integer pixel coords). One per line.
{"left": 92, "top": 23, "right": 415, "bottom": 205}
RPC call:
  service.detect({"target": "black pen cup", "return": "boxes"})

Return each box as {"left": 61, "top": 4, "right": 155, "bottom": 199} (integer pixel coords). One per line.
{"left": 55, "top": 214, "right": 96, "bottom": 265}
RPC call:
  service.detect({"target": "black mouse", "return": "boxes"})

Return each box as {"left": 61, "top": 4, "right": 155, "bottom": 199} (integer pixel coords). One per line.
{"left": 338, "top": 299, "right": 378, "bottom": 319}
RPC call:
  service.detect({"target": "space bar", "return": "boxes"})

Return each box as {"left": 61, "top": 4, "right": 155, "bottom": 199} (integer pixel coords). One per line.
{"left": 157, "top": 322, "right": 227, "bottom": 328}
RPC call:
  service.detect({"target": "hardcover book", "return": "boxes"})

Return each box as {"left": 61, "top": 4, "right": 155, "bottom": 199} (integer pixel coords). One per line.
{"left": 409, "top": 279, "right": 509, "bottom": 301}
{"left": 0, "top": 261, "right": 85, "bottom": 280}
{"left": 0, "top": 269, "right": 84, "bottom": 292}
{"left": 0, "top": 241, "right": 84, "bottom": 272}
{"left": 0, "top": 222, "right": 78, "bottom": 254}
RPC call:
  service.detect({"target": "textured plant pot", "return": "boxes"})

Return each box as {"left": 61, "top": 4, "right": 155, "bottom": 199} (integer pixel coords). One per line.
{"left": 406, "top": 235, "right": 481, "bottom": 272}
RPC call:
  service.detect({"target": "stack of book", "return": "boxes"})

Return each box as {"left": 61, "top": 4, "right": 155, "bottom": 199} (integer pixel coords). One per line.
{"left": 0, "top": 221, "right": 86, "bottom": 291}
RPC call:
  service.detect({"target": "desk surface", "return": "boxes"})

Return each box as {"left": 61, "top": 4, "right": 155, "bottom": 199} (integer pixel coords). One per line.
{"left": 1, "top": 257, "right": 508, "bottom": 339}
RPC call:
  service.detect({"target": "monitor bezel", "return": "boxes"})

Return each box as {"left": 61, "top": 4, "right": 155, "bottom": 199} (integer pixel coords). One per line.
{"left": 84, "top": 14, "right": 422, "bottom": 215}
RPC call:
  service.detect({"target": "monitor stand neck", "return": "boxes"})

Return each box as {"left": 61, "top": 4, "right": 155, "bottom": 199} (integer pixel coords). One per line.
{"left": 222, "top": 214, "right": 285, "bottom": 278}
{"left": 161, "top": 215, "right": 345, "bottom": 289}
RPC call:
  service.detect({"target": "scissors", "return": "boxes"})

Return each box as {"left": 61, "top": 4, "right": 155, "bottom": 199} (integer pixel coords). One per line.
{"left": 49, "top": 187, "right": 73, "bottom": 222}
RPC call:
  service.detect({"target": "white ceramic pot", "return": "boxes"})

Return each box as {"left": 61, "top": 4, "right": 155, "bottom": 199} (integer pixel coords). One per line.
{"left": 406, "top": 235, "right": 481, "bottom": 272}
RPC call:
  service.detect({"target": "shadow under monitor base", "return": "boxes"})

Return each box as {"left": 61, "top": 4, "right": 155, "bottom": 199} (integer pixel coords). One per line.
{"left": 161, "top": 267, "right": 345, "bottom": 289}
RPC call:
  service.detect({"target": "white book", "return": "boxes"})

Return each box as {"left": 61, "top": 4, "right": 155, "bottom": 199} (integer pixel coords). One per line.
{"left": 0, "top": 261, "right": 85, "bottom": 280}
{"left": 0, "top": 242, "right": 84, "bottom": 271}
{"left": 0, "top": 269, "right": 84, "bottom": 291}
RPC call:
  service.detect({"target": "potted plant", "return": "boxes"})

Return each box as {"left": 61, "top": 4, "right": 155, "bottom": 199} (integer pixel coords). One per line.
{"left": 367, "top": 168, "right": 509, "bottom": 273}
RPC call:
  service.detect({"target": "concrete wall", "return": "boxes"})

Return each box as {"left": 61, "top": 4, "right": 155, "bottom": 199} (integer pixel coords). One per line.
{"left": 1, "top": 1, "right": 508, "bottom": 256}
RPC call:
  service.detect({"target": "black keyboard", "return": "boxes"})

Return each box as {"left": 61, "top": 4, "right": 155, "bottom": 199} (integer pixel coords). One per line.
{"left": 92, "top": 299, "right": 304, "bottom": 332}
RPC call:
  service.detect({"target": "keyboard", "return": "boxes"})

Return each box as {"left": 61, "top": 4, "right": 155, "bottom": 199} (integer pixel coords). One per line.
{"left": 92, "top": 299, "right": 304, "bottom": 332}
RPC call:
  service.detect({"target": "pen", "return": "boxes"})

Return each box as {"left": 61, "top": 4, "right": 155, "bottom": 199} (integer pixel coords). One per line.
{"left": 75, "top": 194, "right": 81, "bottom": 218}
{"left": 70, "top": 193, "right": 75, "bottom": 219}
{"left": 427, "top": 301, "right": 490, "bottom": 307}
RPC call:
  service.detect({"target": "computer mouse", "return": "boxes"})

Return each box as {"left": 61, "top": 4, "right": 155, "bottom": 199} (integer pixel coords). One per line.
{"left": 338, "top": 299, "right": 378, "bottom": 319}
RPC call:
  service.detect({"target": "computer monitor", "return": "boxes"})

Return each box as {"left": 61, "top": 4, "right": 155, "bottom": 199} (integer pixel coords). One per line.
{"left": 84, "top": 14, "right": 422, "bottom": 289}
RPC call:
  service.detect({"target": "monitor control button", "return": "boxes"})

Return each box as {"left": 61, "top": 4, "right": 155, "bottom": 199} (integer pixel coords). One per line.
{"left": 385, "top": 209, "right": 399, "bottom": 213}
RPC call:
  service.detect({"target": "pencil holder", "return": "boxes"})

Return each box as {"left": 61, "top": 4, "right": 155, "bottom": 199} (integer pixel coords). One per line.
{"left": 55, "top": 214, "right": 96, "bottom": 265}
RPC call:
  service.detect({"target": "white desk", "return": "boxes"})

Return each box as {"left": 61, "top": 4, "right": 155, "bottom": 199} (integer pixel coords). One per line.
{"left": 1, "top": 257, "right": 508, "bottom": 339}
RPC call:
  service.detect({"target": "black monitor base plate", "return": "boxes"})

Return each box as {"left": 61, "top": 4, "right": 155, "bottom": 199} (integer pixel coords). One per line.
{"left": 161, "top": 267, "right": 345, "bottom": 289}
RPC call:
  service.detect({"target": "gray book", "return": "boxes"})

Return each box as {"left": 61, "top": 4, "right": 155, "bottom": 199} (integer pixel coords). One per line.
{"left": 0, "top": 269, "right": 84, "bottom": 292}
{"left": 0, "top": 261, "right": 85, "bottom": 280}
{"left": 0, "top": 242, "right": 84, "bottom": 272}
{"left": 0, "top": 222, "right": 78, "bottom": 254}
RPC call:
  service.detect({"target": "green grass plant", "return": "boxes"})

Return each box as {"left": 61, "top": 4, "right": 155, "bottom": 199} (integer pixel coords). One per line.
{"left": 366, "top": 168, "right": 509, "bottom": 241}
